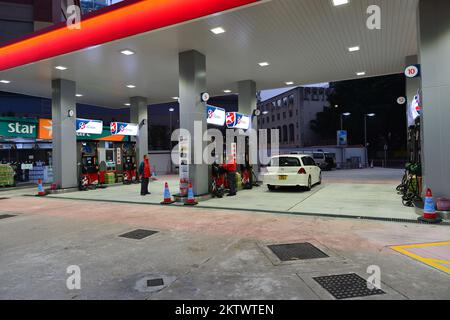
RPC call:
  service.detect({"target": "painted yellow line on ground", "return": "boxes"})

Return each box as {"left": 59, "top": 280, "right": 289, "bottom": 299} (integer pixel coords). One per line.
{"left": 391, "top": 241, "right": 450, "bottom": 275}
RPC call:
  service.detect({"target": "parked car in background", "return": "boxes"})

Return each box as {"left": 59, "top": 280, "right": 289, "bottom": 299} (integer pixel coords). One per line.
{"left": 264, "top": 155, "right": 322, "bottom": 191}
{"left": 290, "top": 150, "right": 335, "bottom": 171}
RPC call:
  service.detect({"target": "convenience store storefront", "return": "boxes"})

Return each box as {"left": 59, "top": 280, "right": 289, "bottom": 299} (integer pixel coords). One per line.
{"left": 0, "top": 117, "right": 129, "bottom": 187}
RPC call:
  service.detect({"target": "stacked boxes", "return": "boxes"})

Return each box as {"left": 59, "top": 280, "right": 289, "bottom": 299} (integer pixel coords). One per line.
{"left": 105, "top": 172, "right": 116, "bottom": 185}
{"left": 28, "top": 164, "right": 44, "bottom": 184}
{"left": 0, "top": 164, "right": 15, "bottom": 187}
{"left": 43, "top": 166, "right": 53, "bottom": 184}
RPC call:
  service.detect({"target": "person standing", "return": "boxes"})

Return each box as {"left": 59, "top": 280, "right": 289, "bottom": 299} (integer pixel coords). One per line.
{"left": 138, "top": 155, "right": 151, "bottom": 196}
{"left": 224, "top": 154, "right": 237, "bottom": 197}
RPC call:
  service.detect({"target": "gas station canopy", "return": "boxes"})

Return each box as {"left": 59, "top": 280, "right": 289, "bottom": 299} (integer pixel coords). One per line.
{"left": 0, "top": 0, "right": 418, "bottom": 108}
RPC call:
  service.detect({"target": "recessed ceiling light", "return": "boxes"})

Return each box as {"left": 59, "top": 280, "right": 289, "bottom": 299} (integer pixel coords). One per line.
{"left": 126, "top": 84, "right": 136, "bottom": 88}
{"left": 210, "top": 27, "right": 226, "bottom": 35}
{"left": 356, "top": 71, "right": 366, "bottom": 76}
{"left": 258, "top": 62, "right": 270, "bottom": 67}
{"left": 0, "top": 80, "right": 10, "bottom": 84}
{"left": 285, "top": 82, "right": 294, "bottom": 86}
{"left": 75, "top": 94, "right": 83, "bottom": 97}
{"left": 172, "top": 97, "right": 179, "bottom": 100}
{"left": 55, "top": 66, "right": 67, "bottom": 70}
{"left": 223, "top": 90, "right": 232, "bottom": 93}
{"left": 332, "top": 0, "right": 349, "bottom": 6}
{"left": 348, "top": 46, "right": 360, "bottom": 52}
{"left": 120, "top": 49, "right": 135, "bottom": 56}
{"left": 124, "top": 103, "right": 131, "bottom": 106}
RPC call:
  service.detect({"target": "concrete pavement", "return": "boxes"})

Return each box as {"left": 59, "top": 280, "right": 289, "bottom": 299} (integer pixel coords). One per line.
{"left": 45, "top": 169, "right": 420, "bottom": 221}
{"left": 0, "top": 195, "right": 449, "bottom": 300}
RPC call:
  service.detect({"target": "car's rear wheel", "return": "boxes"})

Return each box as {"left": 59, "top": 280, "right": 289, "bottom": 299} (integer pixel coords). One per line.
{"left": 268, "top": 185, "right": 276, "bottom": 191}
{"left": 306, "top": 176, "right": 312, "bottom": 191}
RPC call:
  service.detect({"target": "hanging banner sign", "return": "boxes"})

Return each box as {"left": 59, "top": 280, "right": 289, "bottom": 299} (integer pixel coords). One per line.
{"left": 206, "top": 105, "right": 226, "bottom": 126}
{"left": 110, "top": 122, "right": 139, "bottom": 136}
{"left": 76, "top": 118, "right": 103, "bottom": 134}
{"left": 226, "top": 112, "right": 251, "bottom": 130}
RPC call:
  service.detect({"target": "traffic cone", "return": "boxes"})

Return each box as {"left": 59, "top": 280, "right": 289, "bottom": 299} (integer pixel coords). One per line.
{"left": 419, "top": 188, "right": 442, "bottom": 223}
{"left": 37, "top": 179, "right": 46, "bottom": 196}
{"left": 184, "top": 182, "right": 198, "bottom": 206}
{"left": 160, "top": 182, "right": 175, "bottom": 205}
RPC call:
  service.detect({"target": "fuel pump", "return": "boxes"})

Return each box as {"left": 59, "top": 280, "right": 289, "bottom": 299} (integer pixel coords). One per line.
{"left": 122, "top": 142, "right": 137, "bottom": 184}
{"left": 78, "top": 141, "right": 99, "bottom": 191}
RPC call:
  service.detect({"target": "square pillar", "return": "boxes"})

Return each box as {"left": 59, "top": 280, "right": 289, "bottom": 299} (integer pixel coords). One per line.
{"left": 179, "top": 50, "right": 209, "bottom": 195}
{"left": 418, "top": 0, "right": 450, "bottom": 197}
{"left": 238, "top": 80, "right": 257, "bottom": 129}
{"left": 130, "top": 96, "right": 148, "bottom": 164}
{"left": 52, "top": 78, "right": 77, "bottom": 189}
{"left": 238, "top": 80, "right": 259, "bottom": 171}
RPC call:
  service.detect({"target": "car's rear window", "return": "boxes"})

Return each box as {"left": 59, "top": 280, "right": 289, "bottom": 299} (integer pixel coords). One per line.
{"left": 271, "top": 157, "right": 301, "bottom": 167}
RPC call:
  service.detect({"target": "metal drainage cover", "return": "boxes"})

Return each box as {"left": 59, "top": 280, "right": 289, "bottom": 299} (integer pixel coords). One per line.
{"left": 313, "top": 273, "right": 385, "bottom": 300}
{"left": 0, "top": 214, "right": 16, "bottom": 220}
{"left": 147, "top": 278, "right": 164, "bottom": 287}
{"left": 119, "top": 229, "right": 158, "bottom": 240}
{"left": 267, "top": 242, "right": 329, "bottom": 261}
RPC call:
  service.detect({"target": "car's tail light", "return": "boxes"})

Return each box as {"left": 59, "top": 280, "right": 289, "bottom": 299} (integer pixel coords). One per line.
{"left": 298, "top": 168, "right": 306, "bottom": 174}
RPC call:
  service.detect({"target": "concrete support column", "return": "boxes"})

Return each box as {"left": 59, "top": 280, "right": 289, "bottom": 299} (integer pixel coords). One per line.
{"left": 179, "top": 50, "right": 208, "bottom": 195}
{"left": 238, "top": 80, "right": 257, "bottom": 128}
{"left": 238, "top": 80, "right": 258, "bottom": 171}
{"left": 405, "top": 55, "right": 420, "bottom": 108}
{"left": 52, "top": 78, "right": 77, "bottom": 189}
{"left": 418, "top": 0, "right": 450, "bottom": 197}
{"left": 130, "top": 96, "right": 148, "bottom": 164}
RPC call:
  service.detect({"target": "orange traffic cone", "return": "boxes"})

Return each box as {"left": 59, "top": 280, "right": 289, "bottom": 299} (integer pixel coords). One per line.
{"left": 160, "top": 182, "right": 175, "bottom": 205}
{"left": 37, "top": 179, "right": 46, "bottom": 196}
{"left": 184, "top": 182, "right": 198, "bottom": 206}
{"left": 419, "top": 188, "right": 442, "bottom": 223}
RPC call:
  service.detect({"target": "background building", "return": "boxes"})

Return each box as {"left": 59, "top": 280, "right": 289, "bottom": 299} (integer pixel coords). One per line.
{"left": 258, "top": 86, "right": 330, "bottom": 148}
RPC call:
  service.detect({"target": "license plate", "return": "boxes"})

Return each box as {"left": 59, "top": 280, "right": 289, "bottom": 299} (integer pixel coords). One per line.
{"left": 278, "top": 175, "right": 288, "bottom": 181}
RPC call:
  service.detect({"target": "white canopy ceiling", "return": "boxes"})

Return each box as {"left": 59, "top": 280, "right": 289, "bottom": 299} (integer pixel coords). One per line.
{"left": 0, "top": 0, "right": 418, "bottom": 108}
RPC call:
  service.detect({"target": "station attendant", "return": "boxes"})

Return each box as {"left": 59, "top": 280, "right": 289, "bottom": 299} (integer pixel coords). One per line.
{"left": 224, "top": 154, "right": 237, "bottom": 197}
{"left": 138, "top": 155, "right": 151, "bottom": 196}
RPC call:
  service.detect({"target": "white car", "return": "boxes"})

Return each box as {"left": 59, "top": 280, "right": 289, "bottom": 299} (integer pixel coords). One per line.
{"left": 264, "top": 155, "right": 322, "bottom": 191}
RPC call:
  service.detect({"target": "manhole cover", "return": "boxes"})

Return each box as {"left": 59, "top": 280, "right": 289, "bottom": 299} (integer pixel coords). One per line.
{"left": 267, "top": 242, "right": 329, "bottom": 261}
{"left": 0, "top": 214, "right": 16, "bottom": 220}
{"left": 147, "top": 278, "right": 164, "bottom": 287}
{"left": 313, "top": 273, "right": 385, "bottom": 300}
{"left": 119, "top": 229, "right": 158, "bottom": 240}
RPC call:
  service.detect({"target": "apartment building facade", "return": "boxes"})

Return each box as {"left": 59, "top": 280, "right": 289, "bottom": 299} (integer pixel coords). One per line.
{"left": 257, "top": 87, "right": 330, "bottom": 148}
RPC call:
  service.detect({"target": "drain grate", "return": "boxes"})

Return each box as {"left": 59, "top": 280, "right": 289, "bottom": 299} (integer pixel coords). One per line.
{"left": 313, "top": 273, "right": 385, "bottom": 300}
{"left": 267, "top": 242, "right": 329, "bottom": 261}
{"left": 147, "top": 278, "right": 164, "bottom": 287}
{"left": 119, "top": 229, "right": 158, "bottom": 240}
{"left": 0, "top": 214, "right": 16, "bottom": 220}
